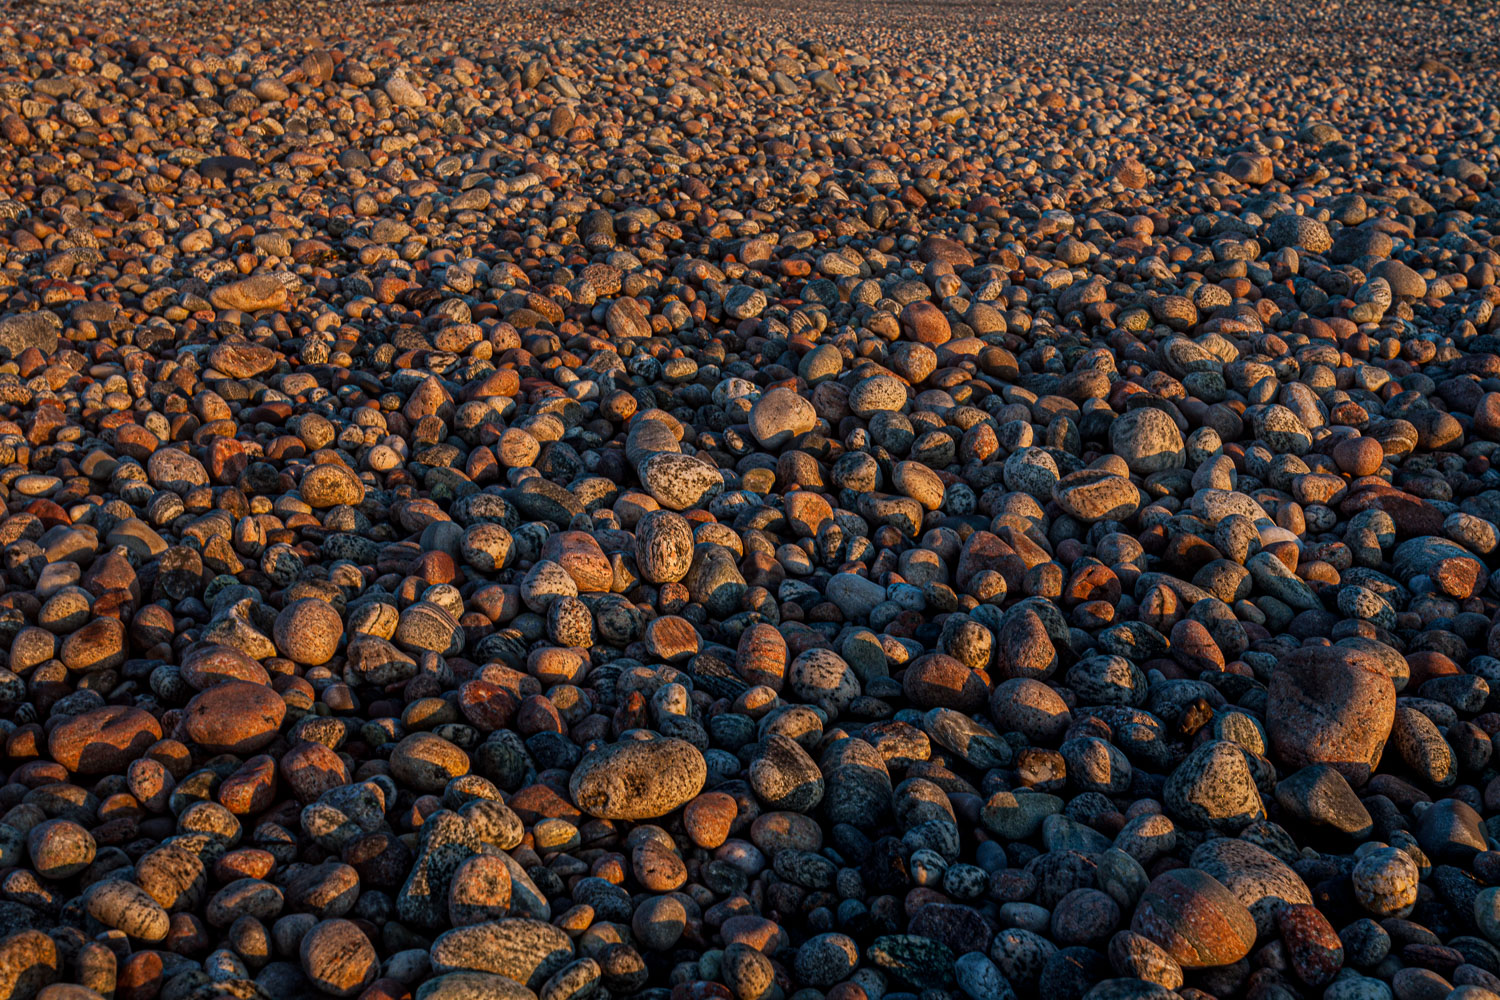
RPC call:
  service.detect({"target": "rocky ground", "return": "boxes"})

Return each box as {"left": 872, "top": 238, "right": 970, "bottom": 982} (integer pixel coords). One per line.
{"left": 0, "top": 0, "right": 1499, "bottom": 999}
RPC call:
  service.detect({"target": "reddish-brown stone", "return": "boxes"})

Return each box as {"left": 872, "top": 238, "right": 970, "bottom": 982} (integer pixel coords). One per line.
{"left": 1267, "top": 644, "right": 1396, "bottom": 786}
{"left": 1276, "top": 903, "right": 1344, "bottom": 986}
{"left": 1131, "top": 868, "right": 1256, "bottom": 968}
{"left": 902, "top": 653, "right": 989, "bottom": 711}
{"left": 181, "top": 681, "right": 286, "bottom": 755}
{"left": 49, "top": 706, "right": 163, "bottom": 775}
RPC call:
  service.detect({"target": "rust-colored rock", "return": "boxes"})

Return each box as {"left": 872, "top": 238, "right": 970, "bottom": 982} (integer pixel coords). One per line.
{"left": 181, "top": 682, "right": 286, "bottom": 755}
{"left": 1131, "top": 868, "right": 1257, "bottom": 968}
{"left": 49, "top": 706, "right": 162, "bottom": 775}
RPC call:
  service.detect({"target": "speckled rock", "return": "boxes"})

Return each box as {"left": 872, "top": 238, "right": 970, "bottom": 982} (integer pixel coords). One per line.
{"left": 569, "top": 739, "right": 707, "bottom": 819}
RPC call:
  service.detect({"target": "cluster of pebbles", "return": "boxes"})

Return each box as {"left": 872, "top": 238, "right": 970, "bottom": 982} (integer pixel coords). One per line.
{"left": 3, "top": 0, "right": 1500, "bottom": 999}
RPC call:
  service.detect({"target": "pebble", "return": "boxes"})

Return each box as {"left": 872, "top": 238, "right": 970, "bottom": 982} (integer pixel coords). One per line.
{"left": 796, "top": 932, "right": 860, "bottom": 986}
{"left": 429, "top": 918, "right": 574, "bottom": 988}
{"left": 419, "top": 972, "right": 538, "bottom": 1000}
{"left": 300, "top": 919, "right": 378, "bottom": 997}
{"left": 0, "top": 2, "right": 1491, "bottom": 998}
{"left": 1054, "top": 471, "right": 1142, "bottom": 523}
{"left": 390, "top": 732, "right": 471, "bottom": 793}
{"left": 181, "top": 681, "right": 287, "bottom": 755}
{"left": 1131, "top": 869, "right": 1257, "bottom": 968}
{"left": 1267, "top": 644, "right": 1397, "bottom": 785}
{"left": 1190, "top": 837, "right": 1313, "bottom": 934}
{"left": 1353, "top": 847, "right": 1422, "bottom": 917}
{"left": 83, "top": 878, "right": 170, "bottom": 942}
{"left": 1417, "top": 799, "right": 1490, "bottom": 863}
{"left": 569, "top": 738, "right": 707, "bottom": 819}
{"left": 749, "top": 734, "right": 826, "bottom": 811}
{"left": 1275, "top": 763, "right": 1376, "bottom": 838}
{"left": 47, "top": 706, "right": 162, "bottom": 774}
{"left": 1163, "top": 740, "right": 1265, "bottom": 832}
{"left": 0, "top": 931, "right": 58, "bottom": 1000}
{"left": 1110, "top": 408, "right": 1186, "bottom": 475}
{"left": 749, "top": 388, "right": 817, "bottom": 449}
{"left": 273, "top": 598, "right": 343, "bottom": 665}
{"left": 1277, "top": 903, "right": 1345, "bottom": 987}
{"left": 26, "top": 820, "right": 95, "bottom": 879}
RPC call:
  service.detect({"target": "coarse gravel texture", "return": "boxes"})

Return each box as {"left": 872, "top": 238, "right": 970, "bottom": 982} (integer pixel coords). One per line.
{"left": 2, "top": 1, "right": 1500, "bottom": 1000}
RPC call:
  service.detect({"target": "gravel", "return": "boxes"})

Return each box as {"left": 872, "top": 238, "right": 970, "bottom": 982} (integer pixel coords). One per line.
{"left": 0, "top": 0, "right": 1499, "bottom": 998}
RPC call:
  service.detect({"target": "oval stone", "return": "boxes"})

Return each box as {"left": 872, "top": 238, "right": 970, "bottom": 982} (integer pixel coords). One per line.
{"left": 1130, "top": 868, "right": 1256, "bottom": 968}
{"left": 182, "top": 681, "right": 287, "bottom": 755}
{"left": 568, "top": 738, "right": 707, "bottom": 820}
{"left": 48, "top": 706, "right": 162, "bottom": 775}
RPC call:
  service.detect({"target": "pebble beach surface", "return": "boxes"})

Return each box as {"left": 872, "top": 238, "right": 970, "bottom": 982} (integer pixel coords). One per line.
{"left": 2, "top": 1, "right": 1500, "bottom": 1000}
